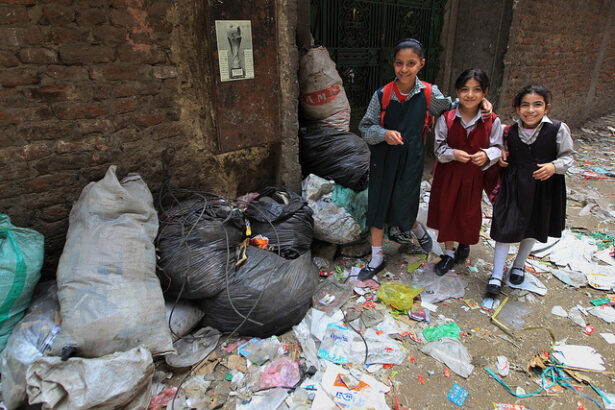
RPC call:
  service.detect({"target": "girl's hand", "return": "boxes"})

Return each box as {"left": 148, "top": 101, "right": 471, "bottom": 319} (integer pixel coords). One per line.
{"left": 471, "top": 150, "right": 488, "bottom": 167}
{"left": 385, "top": 130, "right": 404, "bottom": 145}
{"left": 454, "top": 149, "right": 471, "bottom": 163}
{"left": 533, "top": 163, "right": 555, "bottom": 181}
{"left": 499, "top": 150, "right": 509, "bottom": 167}
{"left": 480, "top": 98, "right": 493, "bottom": 120}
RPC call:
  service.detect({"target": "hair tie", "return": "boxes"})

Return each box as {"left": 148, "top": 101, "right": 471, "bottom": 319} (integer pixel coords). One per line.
{"left": 400, "top": 38, "right": 424, "bottom": 49}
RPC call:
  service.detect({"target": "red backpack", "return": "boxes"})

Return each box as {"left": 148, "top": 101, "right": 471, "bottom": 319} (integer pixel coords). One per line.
{"left": 380, "top": 80, "right": 433, "bottom": 144}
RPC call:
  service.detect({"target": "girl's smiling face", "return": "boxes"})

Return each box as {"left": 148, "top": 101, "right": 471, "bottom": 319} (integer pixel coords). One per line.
{"left": 457, "top": 78, "right": 486, "bottom": 112}
{"left": 516, "top": 92, "right": 550, "bottom": 128}
{"left": 394, "top": 48, "right": 425, "bottom": 90}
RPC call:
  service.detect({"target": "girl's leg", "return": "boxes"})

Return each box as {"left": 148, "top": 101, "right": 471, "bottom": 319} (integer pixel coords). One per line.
{"left": 369, "top": 226, "right": 385, "bottom": 268}
{"left": 487, "top": 241, "right": 510, "bottom": 294}
{"left": 359, "top": 226, "right": 386, "bottom": 280}
{"left": 509, "top": 238, "right": 536, "bottom": 284}
{"left": 411, "top": 220, "right": 433, "bottom": 253}
{"left": 435, "top": 241, "right": 456, "bottom": 275}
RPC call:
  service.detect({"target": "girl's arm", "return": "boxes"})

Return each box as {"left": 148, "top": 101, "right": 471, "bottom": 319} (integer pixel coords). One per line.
{"left": 358, "top": 92, "right": 387, "bottom": 145}
{"left": 428, "top": 84, "right": 455, "bottom": 117}
{"left": 552, "top": 122, "right": 575, "bottom": 174}
{"left": 433, "top": 115, "right": 456, "bottom": 163}
{"left": 480, "top": 117, "right": 504, "bottom": 170}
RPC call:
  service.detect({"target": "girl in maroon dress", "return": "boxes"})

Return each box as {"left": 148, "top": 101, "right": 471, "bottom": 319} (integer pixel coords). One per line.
{"left": 427, "top": 69, "right": 503, "bottom": 275}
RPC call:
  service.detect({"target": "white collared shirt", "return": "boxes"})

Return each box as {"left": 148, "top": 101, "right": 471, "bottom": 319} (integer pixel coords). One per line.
{"left": 433, "top": 107, "right": 504, "bottom": 170}
{"left": 514, "top": 115, "right": 575, "bottom": 174}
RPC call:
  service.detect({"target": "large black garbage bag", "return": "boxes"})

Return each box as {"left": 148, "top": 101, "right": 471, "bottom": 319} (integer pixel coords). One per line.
{"left": 157, "top": 197, "right": 245, "bottom": 299}
{"left": 199, "top": 246, "right": 318, "bottom": 337}
{"left": 299, "top": 128, "right": 370, "bottom": 191}
{"left": 245, "top": 187, "right": 314, "bottom": 259}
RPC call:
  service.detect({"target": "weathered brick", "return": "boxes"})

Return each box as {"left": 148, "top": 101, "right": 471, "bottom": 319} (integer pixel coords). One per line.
{"left": 152, "top": 65, "right": 177, "bottom": 79}
{"left": 22, "top": 142, "right": 53, "bottom": 161}
{"left": 0, "top": 5, "right": 28, "bottom": 23}
{"left": 44, "top": 65, "right": 89, "bottom": 81}
{"left": 0, "top": 67, "right": 40, "bottom": 87}
{"left": 148, "top": 0, "right": 172, "bottom": 33}
{"left": 38, "top": 204, "right": 69, "bottom": 222}
{"left": 75, "top": 119, "right": 114, "bottom": 135}
{"left": 54, "top": 137, "right": 96, "bottom": 154}
{"left": 41, "top": 5, "right": 75, "bottom": 25}
{"left": 41, "top": 0, "right": 72, "bottom": 4}
{"left": 76, "top": 7, "right": 106, "bottom": 26}
{"left": 113, "top": 97, "right": 137, "bottom": 114}
{"left": 33, "top": 152, "right": 91, "bottom": 173}
{"left": 26, "top": 172, "right": 73, "bottom": 193}
{"left": 53, "top": 102, "right": 108, "bottom": 119}
{"left": 30, "top": 84, "right": 70, "bottom": 101}
{"left": 44, "top": 26, "right": 83, "bottom": 44}
{"left": 90, "top": 63, "right": 151, "bottom": 81}
{"left": 112, "top": 0, "right": 144, "bottom": 9}
{"left": 0, "top": 0, "right": 35, "bottom": 5}
{"left": 0, "top": 126, "right": 26, "bottom": 148}
{"left": 145, "top": 121, "right": 182, "bottom": 140}
{"left": 109, "top": 8, "right": 135, "bottom": 26}
{"left": 117, "top": 43, "right": 166, "bottom": 64}
{"left": 91, "top": 25, "right": 126, "bottom": 46}
{"left": 19, "top": 47, "right": 58, "bottom": 64}
{"left": 17, "top": 122, "right": 73, "bottom": 141}
{"left": 0, "top": 50, "right": 19, "bottom": 67}
{"left": 114, "top": 80, "right": 161, "bottom": 97}
{"left": 0, "top": 26, "right": 42, "bottom": 49}
{"left": 133, "top": 112, "right": 165, "bottom": 127}
{"left": 59, "top": 44, "right": 115, "bottom": 64}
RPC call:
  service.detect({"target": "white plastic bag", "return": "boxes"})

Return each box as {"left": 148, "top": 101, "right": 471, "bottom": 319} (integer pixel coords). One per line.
{"left": 420, "top": 337, "right": 474, "bottom": 378}
{"left": 51, "top": 165, "right": 173, "bottom": 357}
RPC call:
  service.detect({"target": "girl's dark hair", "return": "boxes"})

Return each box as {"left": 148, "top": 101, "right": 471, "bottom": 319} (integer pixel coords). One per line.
{"left": 394, "top": 38, "right": 425, "bottom": 59}
{"left": 513, "top": 84, "right": 552, "bottom": 107}
{"left": 455, "top": 68, "right": 489, "bottom": 91}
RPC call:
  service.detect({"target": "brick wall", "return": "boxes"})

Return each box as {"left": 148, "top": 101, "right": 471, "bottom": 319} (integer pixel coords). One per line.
{"left": 497, "top": 0, "right": 615, "bottom": 126}
{"left": 0, "top": 0, "right": 296, "bottom": 275}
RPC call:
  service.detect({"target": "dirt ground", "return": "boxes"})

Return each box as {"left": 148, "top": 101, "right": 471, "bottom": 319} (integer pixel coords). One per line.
{"left": 164, "top": 113, "right": 615, "bottom": 410}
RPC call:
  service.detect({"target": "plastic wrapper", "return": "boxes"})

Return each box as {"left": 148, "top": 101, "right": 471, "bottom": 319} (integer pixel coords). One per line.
{"left": 199, "top": 246, "right": 319, "bottom": 338}
{"left": 245, "top": 187, "right": 314, "bottom": 259}
{"left": 376, "top": 282, "right": 422, "bottom": 311}
{"left": 423, "top": 322, "right": 461, "bottom": 342}
{"left": 420, "top": 337, "right": 474, "bottom": 378}
{"left": 299, "top": 128, "right": 369, "bottom": 191}
{"left": 165, "top": 327, "right": 220, "bottom": 368}
{"left": 299, "top": 46, "right": 351, "bottom": 132}
{"left": 26, "top": 346, "right": 154, "bottom": 410}
{"left": 0, "top": 213, "right": 44, "bottom": 352}
{"left": 157, "top": 196, "right": 245, "bottom": 299}
{"left": 1, "top": 282, "right": 59, "bottom": 410}
{"left": 302, "top": 174, "right": 362, "bottom": 244}
{"left": 259, "top": 356, "right": 300, "bottom": 389}
{"left": 408, "top": 269, "right": 467, "bottom": 304}
{"left": 51, "top": 165, "right": 173, "bottom": 358}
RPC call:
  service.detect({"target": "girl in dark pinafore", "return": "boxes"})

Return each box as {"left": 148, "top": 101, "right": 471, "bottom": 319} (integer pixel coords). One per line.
{"left": 486, "top": 85, "right": 574, "bottom": 294}
{"left": 357, "top": 39, "right": 493, "bottom": 281}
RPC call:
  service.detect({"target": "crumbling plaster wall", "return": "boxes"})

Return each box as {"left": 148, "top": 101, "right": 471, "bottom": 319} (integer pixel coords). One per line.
{"left": 0, "top": 0, "right": 299, "bottom": 274}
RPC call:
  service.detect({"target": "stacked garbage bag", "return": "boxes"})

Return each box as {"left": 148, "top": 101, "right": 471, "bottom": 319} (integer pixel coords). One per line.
{"left": 298, "top": 46, "right": 370, "bottom": 245}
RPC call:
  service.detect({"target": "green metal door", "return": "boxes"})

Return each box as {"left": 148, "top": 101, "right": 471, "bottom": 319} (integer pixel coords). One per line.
{"left": 311, "top": 0, "right": 447, "bottom": 132}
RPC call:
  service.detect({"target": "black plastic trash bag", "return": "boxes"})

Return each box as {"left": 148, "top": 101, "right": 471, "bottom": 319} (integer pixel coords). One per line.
{"left": 199, "top": 246, "right": 318, "bottom": 337}
{"left": 157, "top": 197, "right": 245, "bottom": 299}
{"left": 299, "top": 128, "right": 370, "bottom": 191}
{"left": 245, "top": 187, "right": 314, "bottom": 259}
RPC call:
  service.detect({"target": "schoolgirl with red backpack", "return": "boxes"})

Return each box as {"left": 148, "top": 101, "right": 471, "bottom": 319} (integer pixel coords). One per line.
{"left": 357, "top": 39, "right": 493, "bottom": 281}
{"left": 426, "top": 68, "right": 504, "bottom": 275}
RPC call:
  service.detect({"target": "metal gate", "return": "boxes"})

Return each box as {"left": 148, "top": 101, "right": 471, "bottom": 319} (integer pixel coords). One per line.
{"left": 311, "top": 0, "right": 447, "bottom": 131}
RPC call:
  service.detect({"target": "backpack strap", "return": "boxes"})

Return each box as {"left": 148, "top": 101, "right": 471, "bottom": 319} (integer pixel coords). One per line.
{"left": 444, "top": 109, "right": 456, "bottom": 129}
{"left": 380, "top": 81, "right": 395, "bottom": 127}
{"left": 421, "top": 81, "right": 433, "bottom": 144}
{"left": 421, "top": 81, "right": 432, "bottom": 108}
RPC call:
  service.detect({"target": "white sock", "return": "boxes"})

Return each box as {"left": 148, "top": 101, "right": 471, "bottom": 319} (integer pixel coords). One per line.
{"left": 512, "top": 238, "right": 536, "bottom": 269}
{"left": 491, "top": 242, "right": 510, "bottom": 280}
{"left": 412, "top": 222, "right": 426, "bottom": 238}
{"left": 369, "top": 246, "right": 384, "bottom": 268}
{"left": 445, "top": 249, "right": 455, "bottom": 258}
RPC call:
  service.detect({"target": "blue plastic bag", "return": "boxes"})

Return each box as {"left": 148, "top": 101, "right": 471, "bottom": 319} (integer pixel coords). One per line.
{"left": 0, "top": 214, "right": 44, "bottom": 352}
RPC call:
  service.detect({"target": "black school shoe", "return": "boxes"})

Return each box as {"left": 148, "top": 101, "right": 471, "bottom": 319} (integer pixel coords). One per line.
{"left": 454, "top": 244, "right": 470, "bottom": 263}
{"left": 486, "top": 276, "right": 502, "bottom": 295}
{"left": 358, "top": 260, "right": 386, "bottom": 281}
{"left": 509, "top": 267, "right": 525, "bottom": 285}
{"left": 435, "top": 254, "right": 454, "bottom": 276}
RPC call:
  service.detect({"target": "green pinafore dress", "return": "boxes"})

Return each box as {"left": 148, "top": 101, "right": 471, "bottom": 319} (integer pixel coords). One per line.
{"left": 366, "top": 87, "right": 427, "bottom": 232}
